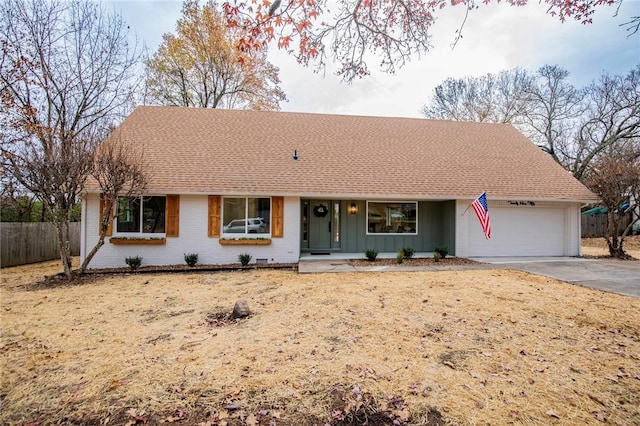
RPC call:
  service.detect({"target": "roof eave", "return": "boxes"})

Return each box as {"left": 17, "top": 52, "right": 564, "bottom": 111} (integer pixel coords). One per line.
{"left": 82, "top": 189, "right": 598, "bottom": 204}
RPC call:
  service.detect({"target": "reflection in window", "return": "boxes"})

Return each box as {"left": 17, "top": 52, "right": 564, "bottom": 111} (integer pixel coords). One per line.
{"left": 367, "top": 202, "right": 417, "bottom": 234}
{"left": 302, "top": 201, "right": 309, "bottom": 242}
{"left": 117, "top": 196, "right": 166, "bottom": 233}
{"left": 222, "top": 197, "right": 271, "bottom": 235}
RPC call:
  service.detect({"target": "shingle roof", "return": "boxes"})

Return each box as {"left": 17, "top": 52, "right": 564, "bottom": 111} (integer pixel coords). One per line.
{"left": 92, "top": 105, "right": 596, "bottom": 201}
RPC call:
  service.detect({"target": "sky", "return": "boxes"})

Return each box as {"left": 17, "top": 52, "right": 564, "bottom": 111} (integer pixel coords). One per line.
{"left": 109, "top": 0, "right": 640, "bottom": 118}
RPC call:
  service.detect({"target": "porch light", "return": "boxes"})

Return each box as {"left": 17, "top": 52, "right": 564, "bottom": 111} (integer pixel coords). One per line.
{"left": 349, "top": 203, "right": 357, "bottom": 215}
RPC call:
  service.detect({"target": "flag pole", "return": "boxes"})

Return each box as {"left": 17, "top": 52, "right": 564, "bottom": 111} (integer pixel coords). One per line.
{"left": 463, "top": 191, "right": 487, "bottom": 215}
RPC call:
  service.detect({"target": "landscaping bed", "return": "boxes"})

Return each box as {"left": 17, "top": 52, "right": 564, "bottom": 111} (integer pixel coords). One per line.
{"left": 349, "top": 257, "right": 480, "bottom": 267}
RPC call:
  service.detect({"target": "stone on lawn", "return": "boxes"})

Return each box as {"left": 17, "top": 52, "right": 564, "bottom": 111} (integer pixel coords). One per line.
{"left": 232, "top": 299, "right": 251, "bottom": 319}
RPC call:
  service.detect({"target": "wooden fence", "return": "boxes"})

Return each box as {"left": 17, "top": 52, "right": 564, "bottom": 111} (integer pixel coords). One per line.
{"left": 581, "top": 214, "right": 632, "bottom": 238}
{"left": 1, "top": 222, "right": 80, "bottom": 267}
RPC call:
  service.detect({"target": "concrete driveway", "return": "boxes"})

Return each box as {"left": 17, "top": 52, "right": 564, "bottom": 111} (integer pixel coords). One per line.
{"left": 474, "top": 257, "right": 640, "bottom": 298}
{"left": 299, "top": 254, "right": 639, "bottom": 298}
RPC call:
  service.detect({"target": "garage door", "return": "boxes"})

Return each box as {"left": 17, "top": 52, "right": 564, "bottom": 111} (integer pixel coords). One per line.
{"left": 468, "top": 207, "right": 566, "bottom": 257}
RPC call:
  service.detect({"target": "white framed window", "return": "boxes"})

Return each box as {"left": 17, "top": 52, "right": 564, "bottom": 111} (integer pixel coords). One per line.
{"left": 222, "top": 197, "right": 271, "bottom": 236}
{"left": 116, "top": 196, "right": 166, "bottom": 234}
{"left": 366, "top": 201, "right": 417, "bottom": 234}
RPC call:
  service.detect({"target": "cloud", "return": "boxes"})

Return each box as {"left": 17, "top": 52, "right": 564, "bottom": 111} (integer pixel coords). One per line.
{"left": 274, "top": 1, "right": 638, "bottom": 117}
{"left": 110, "top": 0, "right": 639, "bottom": 118}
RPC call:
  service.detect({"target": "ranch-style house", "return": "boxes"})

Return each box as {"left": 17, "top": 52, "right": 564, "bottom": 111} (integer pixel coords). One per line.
{"left": 80, "top": 106, "right": 597, "bottom": 268}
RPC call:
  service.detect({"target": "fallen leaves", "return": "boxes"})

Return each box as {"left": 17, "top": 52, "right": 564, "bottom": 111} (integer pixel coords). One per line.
{"left": 329, "top": 387, "right": 418, "bottom": 426}
{"left": 124, "top": 408, "right": 148, "bottom": 425}
{"left": 160, "top": 409, "right": 185, "bottom": 423}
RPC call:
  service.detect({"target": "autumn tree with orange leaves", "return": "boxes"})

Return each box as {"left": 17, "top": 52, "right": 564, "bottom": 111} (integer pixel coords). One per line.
{"left": 145, "top": 0, "right": 286, "bottom": 110}
{"left": 222, "top": 0, "right": 634, "bottom": 81}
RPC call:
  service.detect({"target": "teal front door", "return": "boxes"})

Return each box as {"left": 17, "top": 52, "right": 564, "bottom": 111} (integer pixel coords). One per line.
{"left": 308, "top": 200, "right": 339, "bottom": 252}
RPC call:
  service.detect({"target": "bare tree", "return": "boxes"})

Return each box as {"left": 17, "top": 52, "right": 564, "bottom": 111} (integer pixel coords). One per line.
{"left": 519, "top": 65, "right": 585, "bottom": 168}
{"left": 617, "top": 0, "right": 640, "bottom": 35}
{"left": 0, "top": 0, "right": 140, "bottom": 277}
{"left": 422, "top": 68, "right": 532, "bottom": 123}
{"left": 80, "top": 133, "right": 148, "bottom": 273}
{"left": 422, "top": 65, "right": 640, "bottom": 182}
{"left": 570, "top": 66, "right": 640, "bottom": 181}
{"left": 585, "top": 150, "right": 640, "bottom": 258}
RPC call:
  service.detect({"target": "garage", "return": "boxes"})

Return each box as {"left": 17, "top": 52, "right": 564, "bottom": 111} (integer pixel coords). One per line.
{"left": 467, "top": 205, "right": 567, "bottom": 257}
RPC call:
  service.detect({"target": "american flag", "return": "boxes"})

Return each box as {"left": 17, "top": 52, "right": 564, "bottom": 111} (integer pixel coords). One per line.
{"left": 472, "top": 192, "right": 491, "bottom": 239}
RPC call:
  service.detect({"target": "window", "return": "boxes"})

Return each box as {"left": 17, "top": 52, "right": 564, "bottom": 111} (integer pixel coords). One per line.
{"left": 367, "top": 201, "right": 417, "bottom": 234}
{"left": 222, "top": 197, "right": 271, "bottom": 235}
{"left": 116, "top": 196, "right": 166, "bottom": 234}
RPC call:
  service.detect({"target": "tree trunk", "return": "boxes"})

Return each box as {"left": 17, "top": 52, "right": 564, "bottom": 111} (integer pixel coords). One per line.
{"left": 80, "top": 199, "right": 115, "bottom": 273}
{"left": 54, "top": 218, "right": 73, "bottom": 277}
{"left": 608, "top": 241, "right": 627, "bottom": 258}
{"left": 79, "top": 236, "right": 105, "bottom": 273}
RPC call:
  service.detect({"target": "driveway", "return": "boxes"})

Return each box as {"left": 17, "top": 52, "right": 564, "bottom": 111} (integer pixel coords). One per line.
{"left": 299, "top": 255, "right": 640, "bottom": 298}
{"left": 475, "top": 257, "right": 640, "bottom": 298}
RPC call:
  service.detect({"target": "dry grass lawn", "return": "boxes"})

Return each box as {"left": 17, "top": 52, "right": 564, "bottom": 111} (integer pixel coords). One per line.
{"left": 581, "top": 235, "right": 640, "bottom": 259}
{"left": 1, "top": 242, "right": 639, "bottom": 426}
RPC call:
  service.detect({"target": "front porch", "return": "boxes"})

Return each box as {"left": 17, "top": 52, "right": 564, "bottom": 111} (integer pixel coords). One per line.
{"left": 300, "top": 199, "right": 456, "bottom": 256}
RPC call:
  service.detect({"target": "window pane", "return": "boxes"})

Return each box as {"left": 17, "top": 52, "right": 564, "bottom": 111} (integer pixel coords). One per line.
{"left": 333, "top": 202, "right": 340, "bottom": 243}
{"left": 143, "top": 196, "right": 166, "bottom": 233}
{"left": 223, "top": 197, "right": 271, "bottom": 235}
{"left": 116, "top": 196, "right": 167, "bottom": 233}
{"left": 247, "top": 198, "right": 270, "bottom": 234}
{"left": 223, "top": 198, "right": 246, "bottom": 233}
{"left": 367, "top": 202, "right": 417, "bottom": 234}
{"left": 117, "top": 197, "right": 141, "bottom": 233}
{"left": 302, "top": 201, "right": 309, "bottom": 242}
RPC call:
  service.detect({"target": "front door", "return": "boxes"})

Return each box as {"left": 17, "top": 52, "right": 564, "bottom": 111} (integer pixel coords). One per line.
{"left": 307, "top": 200, "right": 340, "bottom": 252}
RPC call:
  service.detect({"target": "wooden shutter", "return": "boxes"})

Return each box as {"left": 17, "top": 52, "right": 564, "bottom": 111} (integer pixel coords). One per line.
{"left": 208, "top": 195, "right": 221, "bottom": 237}
{"left": 165, "top": 195, "right": 180, "bottom": 237}
{"left": 99, "top": 194, "right": 113, "bottom": 237}
{"left": 272, "top": 196, "right": 284, "bottom": 238}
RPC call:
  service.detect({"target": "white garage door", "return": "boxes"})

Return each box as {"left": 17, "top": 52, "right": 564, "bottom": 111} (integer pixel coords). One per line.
{"left": 468, "top": 207, "right": 566, "bottom": 257}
